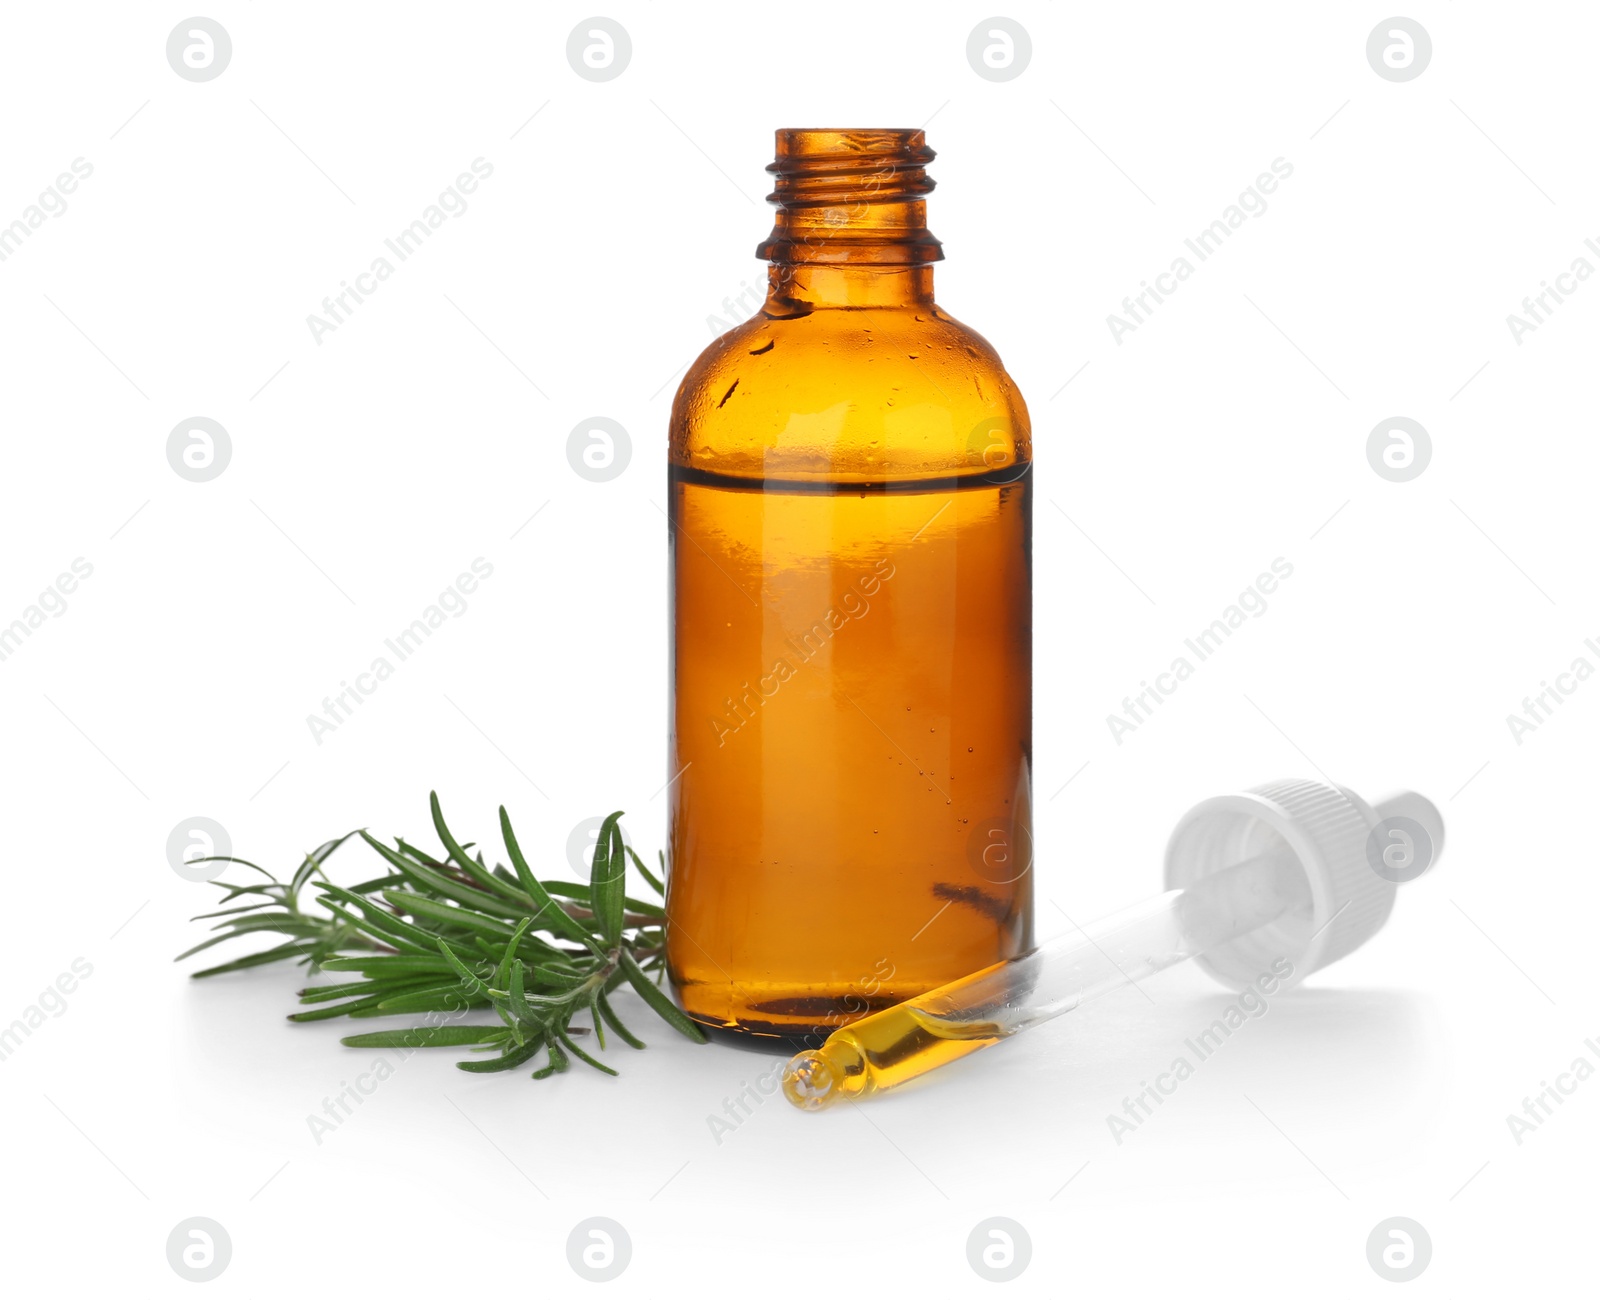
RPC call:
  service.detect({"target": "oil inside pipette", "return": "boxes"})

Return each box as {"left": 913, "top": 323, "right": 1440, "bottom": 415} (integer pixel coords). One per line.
{"left": 784, "top": 961, "right": 1018, "bottom": 1109}
{"left": 783, "top": 848, "right": 1313, "bottom": 1110}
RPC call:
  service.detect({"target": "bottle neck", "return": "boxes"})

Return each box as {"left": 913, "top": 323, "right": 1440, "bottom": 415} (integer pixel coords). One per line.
{"left": 756, "top": 129, "right": 943, "bottom": 313}
{"left": 765, "top": 263, "right": 935, "bottom": 312}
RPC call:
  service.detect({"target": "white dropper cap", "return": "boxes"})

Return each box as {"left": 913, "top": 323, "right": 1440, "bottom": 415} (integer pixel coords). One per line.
{"left": 1162, "top": 778, "right": 1444, "bottom": 991}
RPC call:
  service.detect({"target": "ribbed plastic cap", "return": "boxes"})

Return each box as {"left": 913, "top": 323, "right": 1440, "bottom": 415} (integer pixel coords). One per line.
{"left": 1162, "top": 779, "right": 1443, "bottom": 991}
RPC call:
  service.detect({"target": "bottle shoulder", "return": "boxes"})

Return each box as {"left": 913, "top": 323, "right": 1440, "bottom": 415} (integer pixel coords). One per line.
{"left": 668, "top": 304, "right": 1031, "bottom": 481}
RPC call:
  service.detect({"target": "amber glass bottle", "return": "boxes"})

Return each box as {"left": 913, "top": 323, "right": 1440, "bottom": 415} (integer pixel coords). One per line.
{"left": 667, "top": 129, "right": 1032, "bottom": 1039}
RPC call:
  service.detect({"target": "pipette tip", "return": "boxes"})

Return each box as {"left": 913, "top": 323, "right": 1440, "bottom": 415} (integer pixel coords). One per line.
{"left": 781, "top": 1049, "right": 841, "bottom": 1111}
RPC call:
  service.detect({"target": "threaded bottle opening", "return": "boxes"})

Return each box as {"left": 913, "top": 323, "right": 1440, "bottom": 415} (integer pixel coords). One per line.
{"left": 766, "top": 128, "right": 937, "bottom": 206}
{"left": 757, "top": 128, "right": 943, "bottom": 266}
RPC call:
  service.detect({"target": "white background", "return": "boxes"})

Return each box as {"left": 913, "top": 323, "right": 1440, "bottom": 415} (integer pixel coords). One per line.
{"left": 1, "top": 2, "right": 1594, "bottom": 1294}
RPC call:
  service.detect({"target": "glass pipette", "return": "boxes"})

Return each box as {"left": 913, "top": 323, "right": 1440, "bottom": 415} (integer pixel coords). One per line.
{"left": 782, "top": 779, "right": 1443, "bottom": 1110}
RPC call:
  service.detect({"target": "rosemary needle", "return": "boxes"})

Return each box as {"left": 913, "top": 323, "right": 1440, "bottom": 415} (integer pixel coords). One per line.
{"left": 177, "top": 792, "right": 705, "bottom": 1080}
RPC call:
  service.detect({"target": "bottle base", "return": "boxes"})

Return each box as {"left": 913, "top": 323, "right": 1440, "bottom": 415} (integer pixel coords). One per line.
{"left": 679, "top": 988, "right": 908, "bottom": 1045}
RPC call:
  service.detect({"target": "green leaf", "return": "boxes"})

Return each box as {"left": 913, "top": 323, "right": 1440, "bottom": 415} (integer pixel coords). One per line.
{"left": 289, "top": 987, "right": 432, "bottom": 1021}
{"left": 312, "top": 901, "right": 416, "bottom": 956}
{"left": 316, "top": 882, "right": 439, "bottom": 951}
{"left": 360, "top": 832, "right": 529, "bottom": 921}
{"left": 495, "top": 918, "right": 533, "bottom": 992}
{"left": 619, "top": 950, "right": 707, "bottom": 1043}
{"left": 318, "top": 955, "right": 455, "bottom": 976}
{"left": 309, "top": 832, "right": 361, "bottom": 867}
{"left": 205, "top": 912, "right": 324, "bottom": 937}
{"left": 341, "top": 874, "right": 400, "bottom": 895}
{"left": 596, "top": 990, "right": 646, "bottom": 1049}
{"left": 209, "top": 883, "right": 280, "bottom": 903}
{"left": 532, "top": 1038, "right": 569, "bottom": 1079}
{"left": 395, "top": 837, "right": 443, "bottom": 867}
{"left": 174, "top": 918, "right": 320, "bottom": 963}
{"left": 341, "top": 1026, "right": 512, "bottom": 1049}
{"left": 509, "top": 959, "right": 580, "bottom": 1013}
{"left": 505, "top": 958, "right": 540, "bottom": 1027}
{"left": 627, "top": 845, "right": 667, "bottom": 897}
{"left": 188, "top": 902, "right": 275, "bottom": 921}
{"left": 289, "top": 832, "right": 359, "bottom": 897}
{"left": 436, "top": 939, "right": 496, "bottom": 1000}
{"left": 189, "top": 940, "right": 327, "bottom": 979}
{"left": 384, "top": 890, "right": 519, "bottom": 941}
{"left": 430, "top": 792, "right": 533, "bottom": 905}
{"left": 534, "top": 963, "right": 592, "bottom": 990}
{"left": 499, "top": 805, "right": 599, "bottom": 949}
{"left": 296, "top": 975, "right": 441, "bottom": 1004}
{"left": 590, "top": 813, "right": 627, "bottom": 947}
{"left": 555, "top": 1023, "right": 618, "bottom": 1076}
{"left": 187, "top": 854, "right": 276, "bottom": 881}
{"left": 541, "top": 879, "right": 666, "bottom": 920}
{"left": 457, "top": 1036, "right": 546, "bottom": 1073}
{"left": 370, "top": 986, "right": 489, "bottom": 1015}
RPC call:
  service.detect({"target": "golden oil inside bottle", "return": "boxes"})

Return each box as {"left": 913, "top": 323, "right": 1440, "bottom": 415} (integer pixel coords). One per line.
{"left": 667, "top": 465, "right": 1032, "bottom": 1036}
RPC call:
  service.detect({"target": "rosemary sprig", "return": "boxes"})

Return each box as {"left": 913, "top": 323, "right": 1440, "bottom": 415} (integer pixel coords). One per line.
{"left": 177, "top": 793, "right": 706, "bottom": 1080}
